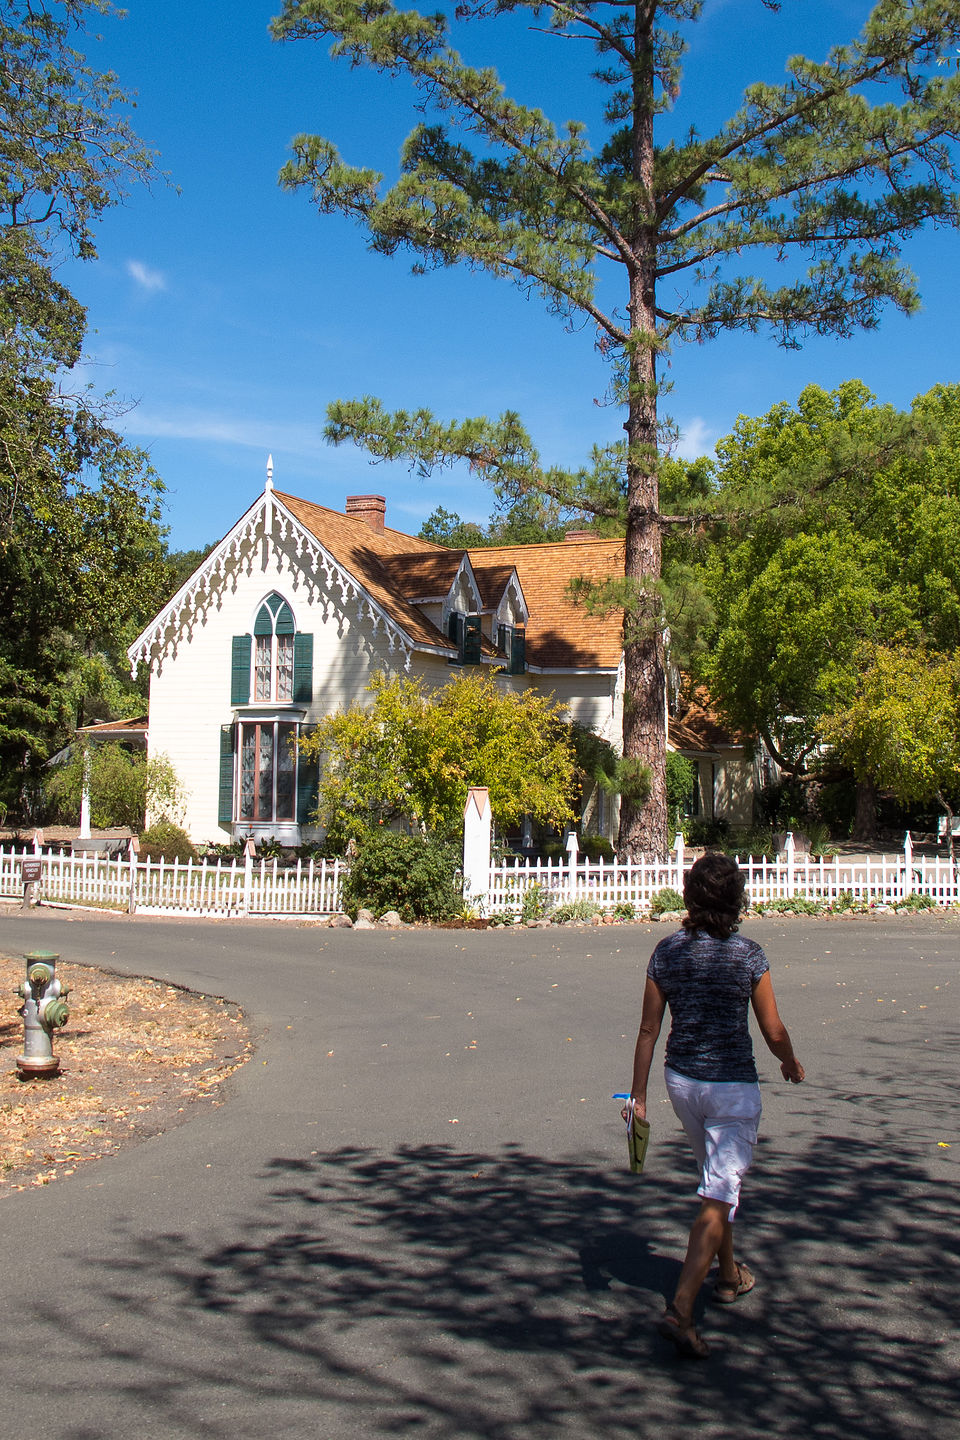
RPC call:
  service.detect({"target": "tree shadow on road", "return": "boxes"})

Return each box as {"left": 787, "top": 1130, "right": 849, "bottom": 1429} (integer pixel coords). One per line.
{"left": 50, "top": 1130, "right": 960, "bottom": 1440}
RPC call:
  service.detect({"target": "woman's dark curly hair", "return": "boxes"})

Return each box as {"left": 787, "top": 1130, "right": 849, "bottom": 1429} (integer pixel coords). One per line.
{"left": 682, "top": 853, "right": 745, "bottom": 940}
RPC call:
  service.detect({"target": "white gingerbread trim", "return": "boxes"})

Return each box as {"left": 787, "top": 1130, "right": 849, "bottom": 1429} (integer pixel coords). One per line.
{"left": 127, "top": 488, "right": 451, "bottom": 676}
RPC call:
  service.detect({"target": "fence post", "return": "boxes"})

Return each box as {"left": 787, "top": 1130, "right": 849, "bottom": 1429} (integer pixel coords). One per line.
{"left": 784, "top": 830, "right": 796, "bottom": 897}
{"left": 565, "top": 829, "right": 579, "bottom": 902}
{"left": 463, "top": 787, "right": 492, "bottom": 914}
{"left": 243, "top": 838, "right": 255, "bottom": 917}
{"left": 903, "top": 831, "right": 914, "bottom": 898}
{"left": 127, "top": 836, "right": 139, "bottom": 915}
{"left": 673, "top": 832, "right": 685, "bottom": 893}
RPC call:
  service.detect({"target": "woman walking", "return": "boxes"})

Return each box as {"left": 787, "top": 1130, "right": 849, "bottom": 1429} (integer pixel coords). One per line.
{"left": 628, "top": 852, "right": 804, "bottom": 1358}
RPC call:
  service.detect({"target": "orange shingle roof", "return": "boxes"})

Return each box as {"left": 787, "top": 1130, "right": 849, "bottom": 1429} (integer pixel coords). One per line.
{"left": 274, "top": 492, "right": 455, "bottom": 652}
{"left": 470, "top": 539, "right": 625, "bottom": 668}
{"left": 274, "top": 492, "right": 625, "bottom": 669}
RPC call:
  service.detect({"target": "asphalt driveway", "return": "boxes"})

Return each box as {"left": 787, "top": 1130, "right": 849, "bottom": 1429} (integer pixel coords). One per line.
{"left": 0, "top": 909, "right": 957, "bottom": 1440}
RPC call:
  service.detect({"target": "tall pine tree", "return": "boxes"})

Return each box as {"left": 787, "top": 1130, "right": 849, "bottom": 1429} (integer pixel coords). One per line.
{"left": 273, "top": 0, "right": 960, "bottom": 856}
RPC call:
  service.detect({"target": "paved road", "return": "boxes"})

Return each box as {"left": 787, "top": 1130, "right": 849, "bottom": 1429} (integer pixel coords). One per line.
{"left": 0, "top": 910, "right": 957, "bottom": 1440}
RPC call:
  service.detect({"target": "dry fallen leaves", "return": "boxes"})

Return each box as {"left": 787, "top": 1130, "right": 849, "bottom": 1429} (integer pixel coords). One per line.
{"left": 0, "top": 953, "right": 251, "bottom": 1195}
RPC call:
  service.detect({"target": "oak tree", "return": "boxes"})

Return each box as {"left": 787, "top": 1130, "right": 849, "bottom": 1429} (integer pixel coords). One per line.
{"left": 0, "top": 1, "right": 164, "bottom": 814}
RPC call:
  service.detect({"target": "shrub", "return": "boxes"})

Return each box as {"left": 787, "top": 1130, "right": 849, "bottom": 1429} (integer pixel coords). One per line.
{"left": 138, "top": 821, "right": 197, "bottom": 863}
{"left": 552, "top": 899, "right": 600, "bottom": 923}
{"left": 612, "top": 901, "right": 636, "bottom": 919}
{"left": 650, "top": 886, "right": 684, "bottom": 915}
{"left": 341, "top": 831, "right": 461, "bottom": 922}
{"left": 896, "top": 891, "right": 936, "bottom": 911}
{"left": 46, "top": 743, "right": 184, "bottom": 831}
{"left": 756, "top": 896, "right": 823, "bottom": 916}
{"left": 666, "top": 752, "right": 697, "bottom": 832}
{"left": 579, "top": 833, "right": 616, "bottom": 862}
{"left": 804, "top": 821, "right": 837, "bottom": 857}
{"left": 683, "top": 816, "right": 730, "bottom": 848}
{"left": 520, "top": 882, "right": 555, "bottom": 922}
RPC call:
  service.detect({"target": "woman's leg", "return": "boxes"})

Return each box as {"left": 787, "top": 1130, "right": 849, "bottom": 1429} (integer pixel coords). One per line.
{"left": 716, "top": 1214, "right": 739, "bottom": 1286}
{"left": 671, "top": 1197, "right": 732, "bottom": 1321}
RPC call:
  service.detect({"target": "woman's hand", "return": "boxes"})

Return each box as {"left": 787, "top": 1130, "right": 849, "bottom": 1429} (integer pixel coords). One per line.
{"left": 781, "top": 1057, "right": 805, "bottom": 1083}
{"left": 622, "top": 1095, "right": 647, "bottom": 1123}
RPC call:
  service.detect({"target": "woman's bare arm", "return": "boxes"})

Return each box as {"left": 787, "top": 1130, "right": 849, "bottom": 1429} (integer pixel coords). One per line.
{"left": 751, "top": 971, "right": 805, "bottom": 1082}
{"left": 629, "top": 977, "right": 667, "bottom": 1120}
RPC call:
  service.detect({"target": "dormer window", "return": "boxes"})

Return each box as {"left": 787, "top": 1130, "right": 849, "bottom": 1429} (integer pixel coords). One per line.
{"left": 448, "top": 610, "right": 482, "bottom": 665}
{"left": 498, "top": 623, "right": 526, "bottom": 675}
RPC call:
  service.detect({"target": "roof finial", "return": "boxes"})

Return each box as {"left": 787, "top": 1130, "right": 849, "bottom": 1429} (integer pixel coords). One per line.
{"left": 266, "top": 453, "right": 274, "bottom": 491}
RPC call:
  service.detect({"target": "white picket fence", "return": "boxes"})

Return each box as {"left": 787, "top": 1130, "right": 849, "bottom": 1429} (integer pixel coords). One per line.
{"left": 1, "top": 833, "right": 956, "bottom": 920}
{"left": 0, "top": 845, "right": 345, "bottom": 918}
{"left": 487, "top": 833, "right": 959, "bottom": 915}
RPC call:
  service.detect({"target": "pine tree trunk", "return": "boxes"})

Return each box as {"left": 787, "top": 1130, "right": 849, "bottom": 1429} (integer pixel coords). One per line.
{"left": 617, "top": 7, "right": 667, "bottom": 861}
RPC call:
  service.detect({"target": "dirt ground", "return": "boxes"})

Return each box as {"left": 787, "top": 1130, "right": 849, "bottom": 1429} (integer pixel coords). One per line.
{"left": 0, "top": 951, "right": 252, "bottom": 1196}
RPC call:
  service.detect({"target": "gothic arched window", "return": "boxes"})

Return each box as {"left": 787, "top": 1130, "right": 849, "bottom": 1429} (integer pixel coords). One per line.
{"left": 254, "top": 594, "right": 296, "bottom": 702}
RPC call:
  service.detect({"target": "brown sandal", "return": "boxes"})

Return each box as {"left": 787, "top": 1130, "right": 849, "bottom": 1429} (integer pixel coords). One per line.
{"left": 714, "top": 1262, "right": 755, "bottom": 1304}
{"left": 657, "top": 1304, "right": 710, "bottom": 1358}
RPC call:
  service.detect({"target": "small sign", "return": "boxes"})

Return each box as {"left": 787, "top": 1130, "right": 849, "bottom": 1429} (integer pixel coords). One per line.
{"left": 21, "top": 860, "right": 42, "bottom": 884}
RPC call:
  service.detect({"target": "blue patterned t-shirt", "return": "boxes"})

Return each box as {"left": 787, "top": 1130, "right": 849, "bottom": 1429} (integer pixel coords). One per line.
{"left": 647, "top": 928, "right": 770, "bottom": 1083}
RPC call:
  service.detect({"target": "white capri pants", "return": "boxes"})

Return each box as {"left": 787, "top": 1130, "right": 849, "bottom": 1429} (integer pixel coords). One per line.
{"left": 664, "top": 1066, "right": 762, "bottom": 1219}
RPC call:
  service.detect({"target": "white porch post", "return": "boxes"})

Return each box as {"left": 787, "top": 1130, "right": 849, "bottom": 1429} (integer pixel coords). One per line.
{"left": 463, "top": 788, "right": 492, "bottom": 913}
{"left": 79, "top": 749, "right": 92, "bottom": 839}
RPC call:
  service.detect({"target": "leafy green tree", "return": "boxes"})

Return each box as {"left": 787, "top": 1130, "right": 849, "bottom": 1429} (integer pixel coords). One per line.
{"left": 0, "top": 1, "right": 165, "bottom": 815}
{"left": 298, "top": 669, "right": 577, "bottom": 845}
{"left": 693, "top": 380, "right": 960, "bottom": 836}
{"left": 822, "top": 644, "right": 960, "bottom": 855}
{"left": 273, "top": 0, "right": 960, "bottom": 856}
{"left": 417, "top": 506, "right": 488, "bottom": 548}
{"left": 45, "top": 742, "right": 185, "bottom": 831}
{"left": 418, "top": 491, "right": 593, "bottom": 547}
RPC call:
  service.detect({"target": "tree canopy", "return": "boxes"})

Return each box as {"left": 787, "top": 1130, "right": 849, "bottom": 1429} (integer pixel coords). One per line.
{"left": 690, "top": 379, "right": 960, "bottom": 836}
{"left": 822, "top": 643, "right": 960, "bottom": 848}
{"left": 273, "top": 0, "right": 960, "bottom": 856}
{"left": 0, "top": 1, "right": 167, "bottom": 817}
{"left": 298, "top": 669, "right": 577, "bottom": 845}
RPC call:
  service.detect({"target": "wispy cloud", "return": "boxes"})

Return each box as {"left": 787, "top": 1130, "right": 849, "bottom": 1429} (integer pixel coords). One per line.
{"left": 126, "top": 259, "right": 167, "bottom": 292}
{"left": 120, "top": 405, "right": 326, "bottom": 456}
{"left": 675, "top": 416, "right": 717, "bottom": 461}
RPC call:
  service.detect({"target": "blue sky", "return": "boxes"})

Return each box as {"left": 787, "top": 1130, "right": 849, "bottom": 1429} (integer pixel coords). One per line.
{"left": 65, "top": 0, "right": 960, "bottom": 551}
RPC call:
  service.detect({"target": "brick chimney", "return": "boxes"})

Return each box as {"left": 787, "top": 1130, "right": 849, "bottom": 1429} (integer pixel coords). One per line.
{"left": 345, "top": 495, "right": 387, "bottom": 531}
{"left": 563, "top": 529, "right": 593, "bottom": 542}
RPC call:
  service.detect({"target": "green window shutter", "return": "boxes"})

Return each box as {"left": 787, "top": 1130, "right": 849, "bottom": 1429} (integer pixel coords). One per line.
{"left": 293, "top": 633, "right": 313, "bottom": 703}
{"left": 275, "top": 601, "right": 295, "bottom": 636}
{"left": 231, "top": 635, "right": 251, "bottom": 704}
{"left": 254, "top": 604, "right": 273, "bottom": 636}
{"left": 510, "top": 626, "right": 526, "bottom": 675}
{"left": 218, "top": 725, "right": 236, "bottom": 826}
{"left": 462, "top": 614, "right": 482, "bottom": 665}
{"left": 297, "top": 751, "right": 319, "bottom": 826}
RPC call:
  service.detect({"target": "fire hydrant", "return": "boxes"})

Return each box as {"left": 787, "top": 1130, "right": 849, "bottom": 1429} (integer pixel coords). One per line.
{"left": 16, "top": 951, "right": 70, "bottom": 1079}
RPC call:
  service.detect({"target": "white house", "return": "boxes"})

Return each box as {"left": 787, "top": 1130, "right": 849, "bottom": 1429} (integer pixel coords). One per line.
{"left": 128, "top": 473, "right": 628, "bottom": 847}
